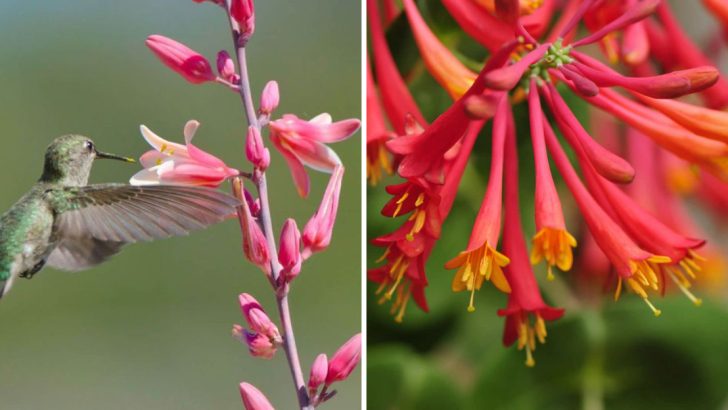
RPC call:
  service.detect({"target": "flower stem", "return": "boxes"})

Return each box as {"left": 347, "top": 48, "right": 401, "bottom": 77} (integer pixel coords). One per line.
{"left": 225, "top": 4, "right": 311, "bottom": 408}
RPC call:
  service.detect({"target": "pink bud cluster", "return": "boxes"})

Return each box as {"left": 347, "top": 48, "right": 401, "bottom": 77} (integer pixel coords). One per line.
{"left": 307, "top": 334, "right": 362, "bottom": 406}
{"left": 233, "top": 294, "right": 282, "bottom": 359}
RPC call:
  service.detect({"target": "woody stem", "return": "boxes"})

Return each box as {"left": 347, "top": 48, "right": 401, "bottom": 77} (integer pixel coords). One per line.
{"left": 225, "top": 4, "right": 311, "bottom": 409}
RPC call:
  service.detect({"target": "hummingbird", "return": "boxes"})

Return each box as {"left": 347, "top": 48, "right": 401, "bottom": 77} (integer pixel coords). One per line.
{"left": 0, "top": 134, "right": 240, "bottom": 299}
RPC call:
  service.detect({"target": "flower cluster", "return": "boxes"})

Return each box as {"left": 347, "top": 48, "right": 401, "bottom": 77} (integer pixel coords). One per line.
{"left": 141, "top": 0, "right": 360, "bottom": 407}
{"left": 368, "top": 0, "right": 728, "bottom": 366}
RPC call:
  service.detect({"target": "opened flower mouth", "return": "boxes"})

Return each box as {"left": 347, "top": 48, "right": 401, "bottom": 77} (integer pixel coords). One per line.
{"left": 130, "top": 120, "right": 239, "bottom": 187}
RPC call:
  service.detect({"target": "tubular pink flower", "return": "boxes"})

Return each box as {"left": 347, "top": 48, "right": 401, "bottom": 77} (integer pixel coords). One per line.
{"left": 325, "top": 334, "right": 362, "bottom": 385}
{"left": 542, "top": 84, "right": 635, "bottom": 184}
{"left": 368, "top": 0, "right": 427, "bottom": 134}
{"left": 573, "top": 0, "right": 659, "bottom": 47}
{"left": 259, "top": 80, "right": 280, "bottom": 116}
{"left": 269, "top": 113, "right": 359, "bottom": 198}
{"left": 402, "top": 0, "right": 477, "bottom": 100}
{"left": 388, "top": 43, "right": 517, "bottom": 179}
{"left": 527, "top": 81, "right": 576, "bottom": 281}
{"left": 585, "top": 88, "right": 728, "bottom": 181}
{"left": 245, "top": 126, "right": 270, "bottom": 170}
{"left": 371, "top": 122, "right": 484, "bottom": 321}
{"left": 622, "top": 20, "right": 649, "bottom": 65}
{"left": 499, "top": 115, "right": 564, "bottom": 367}
{"left": 444, "top": 97, "right": 512, "bottom": 312}
{"left": 216, "top": 50, "right": 236, "bottom": 82}
{"left": 239, "top": 382, "right": 274, "bottom": 410}
{"left": 635, "top": 94, "right": 728, "bottom": 144}
{"left": 130, "top": 121, "right": 239, "bottom": 187}
{"left": 308, "top": 354, "right": 328, "bottom": 393}
{"left": 442, "top": 0, "right": 515, "bottom": 52}
{"left": 544, "top": 122, "right": 670, "bottom": 316}
{"left": 231, "top": 0, "right": 255, "bottom": 44}
{"left": 278, "top": 218, "right": 302, "bottom": 282}
{"left": 366, "top": 59, "right": 396, "bottom": 185}
{"left": 146, "top": 35, "right": 215, "bottom": 84}
{"left": 572, "top": 53, "right": 719, "bottom": 99}
{"left": 558, "top": 65, "right": 599, "bottom": 97}
{"left": 654, "top": 1, "right": 728, "bottom": 108}
{"left": 302, "top": 166, "right": 344, "bottom": 256}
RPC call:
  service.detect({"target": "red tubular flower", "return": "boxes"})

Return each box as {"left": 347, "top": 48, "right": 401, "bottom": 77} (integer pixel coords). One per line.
{"left": 231, "top": 0, "right": 255, "bottom": 44}
{"left": 653, "top": 1, "right": 728, "bottom": 109}
{"left": 444, "top": 97, "right": 512, "bottom": 312}
{"left": 368, "top": 0, "right": 427, "bottom": 134}
{"left": 527, "top": 80, "right": 576, "bottom": 281}
{"left": 544, "top": 121, "right": 670, "bottom": 316}
{"left": 499, "top": 108, "right": 564, "bottom": 367}
{"left": 366, "top": 59, "right": 395, "bottom": 186}
{"left": 370, "top": 122, "right": 484, "bottom": 320}
{"left": 402, "top": 0, "right": 477, "bottom": 100}
{"left": 387, "top": 43, "right": 516, "bottom": 180}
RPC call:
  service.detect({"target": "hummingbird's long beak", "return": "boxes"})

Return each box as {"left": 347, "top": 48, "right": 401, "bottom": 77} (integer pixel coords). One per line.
{"left": 95, "top": 150, "right": 137, "bottom": 163}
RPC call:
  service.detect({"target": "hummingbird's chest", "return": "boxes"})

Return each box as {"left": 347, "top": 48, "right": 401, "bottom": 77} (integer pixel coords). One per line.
{"left": 0, "top": 189, "right": 56, "bottom": 276}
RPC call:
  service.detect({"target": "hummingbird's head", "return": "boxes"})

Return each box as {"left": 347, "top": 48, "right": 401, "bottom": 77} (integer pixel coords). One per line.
{"left": 40, "top": 135, "right": 136, "bottom": 186}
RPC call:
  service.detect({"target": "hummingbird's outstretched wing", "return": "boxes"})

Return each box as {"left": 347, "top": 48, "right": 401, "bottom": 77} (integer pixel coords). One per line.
{"left": 44, "top": 184, "right": 240, "bottom": 271}
{"left": 47, "top": 237, "right": 124, "bottom": 271}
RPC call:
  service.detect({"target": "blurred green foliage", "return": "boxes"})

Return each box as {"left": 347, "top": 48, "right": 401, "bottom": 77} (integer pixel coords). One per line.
{"left": 368, "top": 1, "right": 728, "bottom": 409}
{"left": 0, "top": 1, "right": 360, "bottom": 409}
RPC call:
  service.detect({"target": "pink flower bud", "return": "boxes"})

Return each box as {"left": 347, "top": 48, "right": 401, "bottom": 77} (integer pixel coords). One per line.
{"left": 232, "top": 325, "right": 277, "bottom": 359}
{"left": 233, "top": 179, "right": 270, "bottom": 272}
{"left": 239, "top": 382, "right": 274, "bottom": 410}
{"left": 231, "top": 0, "right": 255, "bottom": 45}
{"left": 246, "top": 126, "right": 270, "bottom": 170}
{"left": 308, "top": 353, "right": 328, "bottom": 393}
{"left": 278, "top": 218, "right": 302, "bottom": 281}
{"left": 302, "top": 166, "right": 344, "bottom": 256}
{"left": 235, "top": 294, "right": 282, "bottom": 359}
{"left": 326, "top": 333, "right": 361, "bottom": 385}
{"left": 145, "top": 35, "right": 215, "bottom": 84}
{"left": 216, "top": 50, "right": 236, "bottom": 82}
{"left": 244, "top": 189, "right": 261, "bottom": 217}
{"left": 238, "top": 294, "right": 280, "bottom": 339}
{"left": 259, "top": 81, "right": 280, "bottom": 115}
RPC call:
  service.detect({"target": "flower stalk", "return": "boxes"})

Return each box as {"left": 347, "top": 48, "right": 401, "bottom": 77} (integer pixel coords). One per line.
{"left": 224, "top": 2, "right": 310, "bottom": 408}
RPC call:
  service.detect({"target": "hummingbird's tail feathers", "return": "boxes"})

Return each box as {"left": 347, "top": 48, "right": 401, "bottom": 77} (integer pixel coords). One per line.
{"left": 48, "top": 184, "right": 241, "bottom": 244}
{"left": 0, "top": 274, "right": 15, "bottom": 300}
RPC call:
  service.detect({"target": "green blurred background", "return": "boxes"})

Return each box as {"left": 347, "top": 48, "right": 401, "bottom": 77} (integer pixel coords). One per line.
{"left": 367, "top": 1, "right": 728, "bottom": 409}
{"left": 0, "top": 1, "right": 360, "bottom": 409}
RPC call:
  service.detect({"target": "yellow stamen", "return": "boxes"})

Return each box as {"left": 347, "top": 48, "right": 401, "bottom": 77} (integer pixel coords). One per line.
{"left": 445, "top": 243, "right": 511, "bottom": 311}
{"left": 666, "top": 268, "right": 703, "bottom": 306}
{"left": 374, "top": 250, "right": 415, "bottom": 323}
{"left": 367, "top": 143, "right": 393, "bottom": 186}
{"left": 515, "top": 313, "right": 548, "bottom": 367}
{"left": 393, "top": 190, "right": 409, "bottom": 217}
{"left": 531, "top": 228, "right": 577, "bottom": 280}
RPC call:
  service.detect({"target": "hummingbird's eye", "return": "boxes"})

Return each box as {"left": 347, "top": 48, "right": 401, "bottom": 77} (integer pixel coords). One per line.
{"left": 84, "top": 141, "right": 94, "bottom": 153}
